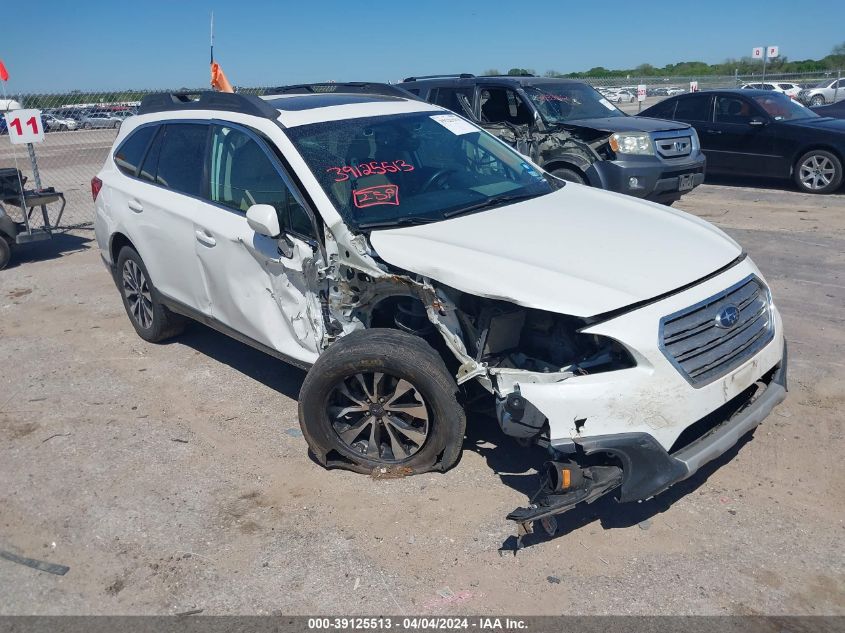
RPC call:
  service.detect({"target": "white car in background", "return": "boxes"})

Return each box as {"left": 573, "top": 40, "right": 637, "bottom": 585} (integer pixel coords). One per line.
{"left": 741, "top": 82, "right": 801, "bottom": 99}
{"left": 93, "top": 89, "right": 787, "bottom": 533}
{"left": 43, "top": 113, "right": 78, "bottom": 131}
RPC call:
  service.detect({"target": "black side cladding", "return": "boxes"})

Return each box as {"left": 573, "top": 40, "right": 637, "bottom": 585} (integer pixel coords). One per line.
{"left": 138, "top": 92, "right": 280, "bottom": 119}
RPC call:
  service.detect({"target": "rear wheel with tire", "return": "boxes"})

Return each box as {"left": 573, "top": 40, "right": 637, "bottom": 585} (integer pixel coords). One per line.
{"left": 794, "top": 149, "right": 843, "bottom": 194}
{"left": 551, "top": 167, "right": 586, "bottom": 185}
{"left": 0, "top": 238, "right": 11, "bottom": 270}
{"left": 298, "top": 328, "right": 466, "bottom": 475}
{"left": 82, "top": 122, "right": 91, "bottom": 129}
{"left": 116, "top": 246, "right": 186, "bottom": 342}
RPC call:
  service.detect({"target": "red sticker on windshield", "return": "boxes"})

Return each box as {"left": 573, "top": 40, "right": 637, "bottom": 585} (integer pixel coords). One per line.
{"left": 353, "top": 184, "right": 399, "bottom": 208}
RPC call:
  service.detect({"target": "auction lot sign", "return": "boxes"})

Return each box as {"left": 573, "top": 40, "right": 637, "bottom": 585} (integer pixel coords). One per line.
{"left": 3, "top": 108, "right": 45, "bottom": 145}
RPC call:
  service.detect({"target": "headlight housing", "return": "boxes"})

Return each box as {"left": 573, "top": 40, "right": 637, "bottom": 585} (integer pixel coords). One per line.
{"left": 609, "top": 132, "right": 654, "bottom": 156}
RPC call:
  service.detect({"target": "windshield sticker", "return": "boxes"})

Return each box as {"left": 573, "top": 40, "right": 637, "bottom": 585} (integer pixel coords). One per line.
{"left": 353, "top": 184, "right": 400, "bottom": 208}
{"left": 430, "top": 114, "right": 478, "bottom": 135}
{"left": 599, "top": 98, "right": 616, "bottom": 111}
{"left": 521, "top": 162, "right": 545, "bottom": 180}
{"left": 326, "top": 160, "right": 414, "bottom": 182}
{"left": 533, "top": 94, "right": 573, "bottom": 103}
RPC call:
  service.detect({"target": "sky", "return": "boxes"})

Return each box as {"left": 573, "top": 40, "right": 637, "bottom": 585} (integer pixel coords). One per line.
{"left": 2, "top": 0, "right": 843, "bottom": 94}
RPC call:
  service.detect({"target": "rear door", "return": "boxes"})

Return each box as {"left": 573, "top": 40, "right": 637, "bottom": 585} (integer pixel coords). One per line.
{"left": 119, "top": 122, "right": 212, "bottom": 313}
{"left": 669, "top": 93, "right": 717, "bottom": 166}
{"left": 193, "top": 122, "right": 325, "bottom": 360}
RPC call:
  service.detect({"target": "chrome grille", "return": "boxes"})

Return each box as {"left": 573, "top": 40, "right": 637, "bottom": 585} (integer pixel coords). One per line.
{"left": 660, "top": 276, "right": 774, "bottom": 387}
{"left": 655, "top": 136, "right": 692, "bottom": 158}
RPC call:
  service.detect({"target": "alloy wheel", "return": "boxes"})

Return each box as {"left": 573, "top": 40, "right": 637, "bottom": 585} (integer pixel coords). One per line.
{"left": 799, "top": 154, "right": 836, "bottom": 191}
{"left": 328, "top": 372, "right": 430, "bottom": 462}
{"left": 122, "top": 259, "right": 153, "bottom": 329}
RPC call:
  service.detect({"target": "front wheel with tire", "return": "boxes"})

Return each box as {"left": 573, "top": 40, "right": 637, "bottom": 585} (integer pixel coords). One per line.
{"left": 82, "top": 123, "right": 91, "bottom": 129}
{"left": 809, "top": 95, "right": 825, "bottom": 107}
{"left": 794, "top": 149, "right": 843, "bottom": 194}
{"left": 298, "top": 328, "right": 466, "bottom": 475}
{"left": 551, "top": 167, "right": 586, "bottom": 185}
{"left": 116, "top": 246, "right": 186, "bottom": 342}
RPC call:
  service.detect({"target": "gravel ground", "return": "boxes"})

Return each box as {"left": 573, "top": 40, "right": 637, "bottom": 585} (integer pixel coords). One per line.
{"left": 0, "top": 180, "right": 843, "bottom": 615}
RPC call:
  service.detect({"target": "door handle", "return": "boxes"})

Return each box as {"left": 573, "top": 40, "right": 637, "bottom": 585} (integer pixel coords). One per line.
{"left": 195, "top": 229, "right": 216, "bottom": 247}
{"left": 706, "top": 129, "right": 723, "bottom": 135}
{"left": 127, "top": 200, "right": 143, "bottom": 212}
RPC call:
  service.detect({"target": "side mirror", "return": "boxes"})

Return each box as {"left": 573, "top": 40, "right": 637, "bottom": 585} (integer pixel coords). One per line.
{"left": 246, "top": 204, "right": 281, "bottom": 238}
{"left": 749, "top": 117, "right": 767, "bottom": 127}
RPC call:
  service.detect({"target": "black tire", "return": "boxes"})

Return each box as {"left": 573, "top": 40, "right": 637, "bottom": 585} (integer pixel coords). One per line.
{"left": 0, "top": 238, "right": 11, "bottom": 271}
{"left": 82, "top": 123, "right": 91, "bottom": 129}
{"left": 809, "top": 95, "right": 825, "bottom": 107}
{"left": 551, "top": 167, "right": 586, "bottom": 185}
{"left": 793, "top": 149, "right": 843, "bottom": 194}
{"left": 115, "top": 246, "right": 186, "bottom": 342}
{"left": 298, "top": 328, "right": 466, "bottom": 475}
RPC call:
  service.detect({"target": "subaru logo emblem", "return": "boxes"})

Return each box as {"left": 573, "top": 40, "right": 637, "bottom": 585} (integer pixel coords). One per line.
{"left": 715, "top": 304, "right": 740, "bottom": 329}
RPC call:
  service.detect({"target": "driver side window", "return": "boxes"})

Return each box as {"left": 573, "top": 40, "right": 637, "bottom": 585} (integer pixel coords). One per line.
{"left": 209, "top": 125, "right": 315, "bottom": 239}
{"left": 479, "top": 88, "right": 533, "bottom": 125}
{"left": 715, "top": 96, "right": 755, "bottom": 124}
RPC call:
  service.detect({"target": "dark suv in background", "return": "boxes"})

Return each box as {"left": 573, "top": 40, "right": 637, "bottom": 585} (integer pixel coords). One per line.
{"left": 400, "top": 74, "right": 706, "bottom": 204}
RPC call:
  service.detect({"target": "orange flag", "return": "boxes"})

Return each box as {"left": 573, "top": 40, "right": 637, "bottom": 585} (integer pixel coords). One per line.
{"left": 0, "top": 60, "right": 9, "bottom": 82}
{"left": 210, "top": 61, "right": 233, "bottom": 93}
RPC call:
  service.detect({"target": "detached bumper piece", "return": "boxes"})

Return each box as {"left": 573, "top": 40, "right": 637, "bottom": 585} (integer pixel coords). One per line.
{"left": 506, "top": 462, "right": 622, "bottom": 548}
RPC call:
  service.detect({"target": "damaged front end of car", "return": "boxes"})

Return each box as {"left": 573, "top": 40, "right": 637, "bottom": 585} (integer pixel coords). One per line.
{"left": 315, "top": 226, "right": 641, "bottom": 526}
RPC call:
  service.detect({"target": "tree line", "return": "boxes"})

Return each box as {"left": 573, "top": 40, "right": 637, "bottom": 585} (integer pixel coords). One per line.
{"left": 484, "top": 42, "right": 845, "bottom": 78}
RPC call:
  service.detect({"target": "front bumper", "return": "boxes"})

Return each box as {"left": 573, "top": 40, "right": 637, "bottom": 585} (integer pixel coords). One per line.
{"left": 567, "top": 344, "right": 786, "bottom": 503}
{"left": 587, "top": 152, "right": 706, "bottom": 201}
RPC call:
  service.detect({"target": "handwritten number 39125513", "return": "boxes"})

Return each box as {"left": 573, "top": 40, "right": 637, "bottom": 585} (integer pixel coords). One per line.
{"left": 326, "top": 160, "right": 414, "bottom": 182}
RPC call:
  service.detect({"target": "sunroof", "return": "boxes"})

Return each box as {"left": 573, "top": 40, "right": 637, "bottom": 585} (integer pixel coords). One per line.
{"left": 266, "top": 94, "right": 404, "bottom": 111}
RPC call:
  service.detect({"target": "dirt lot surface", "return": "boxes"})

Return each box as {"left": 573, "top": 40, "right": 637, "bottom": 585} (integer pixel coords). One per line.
{"left": 1, "top": 180, "right": 843, "bottom": 616}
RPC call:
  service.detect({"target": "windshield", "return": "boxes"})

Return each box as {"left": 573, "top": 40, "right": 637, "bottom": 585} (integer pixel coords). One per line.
{"left": 285, "top": 112, "right": 554, "bottom": 229}
{"left": 752, "top": 93, "right": 819, "bottom": 121}
{"left": 523, "top": 83, "right": 625, "bottom": 124}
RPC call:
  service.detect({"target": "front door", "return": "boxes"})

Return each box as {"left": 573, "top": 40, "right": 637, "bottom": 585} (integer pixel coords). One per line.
{"left": 708, "top": 95, "right": 778, "bottom": 176}
{"left": 194, "top": 123, "right": 325, "bottom": 362}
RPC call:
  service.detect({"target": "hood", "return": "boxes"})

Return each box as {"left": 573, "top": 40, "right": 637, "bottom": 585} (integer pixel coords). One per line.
{"left": 565, "top": 116, "right": 689, "bottom": 134}
{"left": 785, "top": 116, "right": 845, "bottom": 133}
{"left": 368, "top": 186, "right": 742, "bottom": 317}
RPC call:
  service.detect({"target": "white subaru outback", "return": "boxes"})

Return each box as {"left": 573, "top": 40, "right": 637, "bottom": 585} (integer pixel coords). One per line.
{"left": 94, "top": 90, "right": 786, "bottom": 533}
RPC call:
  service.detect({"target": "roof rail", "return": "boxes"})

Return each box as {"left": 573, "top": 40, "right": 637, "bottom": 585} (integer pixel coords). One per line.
{"left": 262, "top": 82, "right": 417, "bottom": 99}
{"left": 482, "top": 73, "right": 536, "bottom": 78}
{"left": 401, "top": 73, "right": 475, "bottom": 82}
{"left": 138, "top": 91, "right": 279, "bottom": 118}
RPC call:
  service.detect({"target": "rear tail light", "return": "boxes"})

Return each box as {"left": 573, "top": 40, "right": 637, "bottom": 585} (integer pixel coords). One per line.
{"left": 91, "top": 176, "right": 102, "bottom": 201}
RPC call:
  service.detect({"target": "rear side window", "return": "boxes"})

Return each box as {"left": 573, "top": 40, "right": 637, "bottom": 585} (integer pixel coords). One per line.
{"left": 139, "top": 126, "right": 164, "bottom": 183}
{"left": 113, "top": 126, "right": 156, "bottom": 176}
{"left": 154, "top": 124, "right": 208, "bottom": 197}
{"left": 674, "top": 95, "right": 711, "bottom": 122}
{"left": 430, "top": 87, "right": 473, "bottom": 114}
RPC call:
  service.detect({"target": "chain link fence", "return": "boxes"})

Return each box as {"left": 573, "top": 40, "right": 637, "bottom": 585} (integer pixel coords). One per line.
{"left": 1, "top": 70, "right": 840, "bottom": 229}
